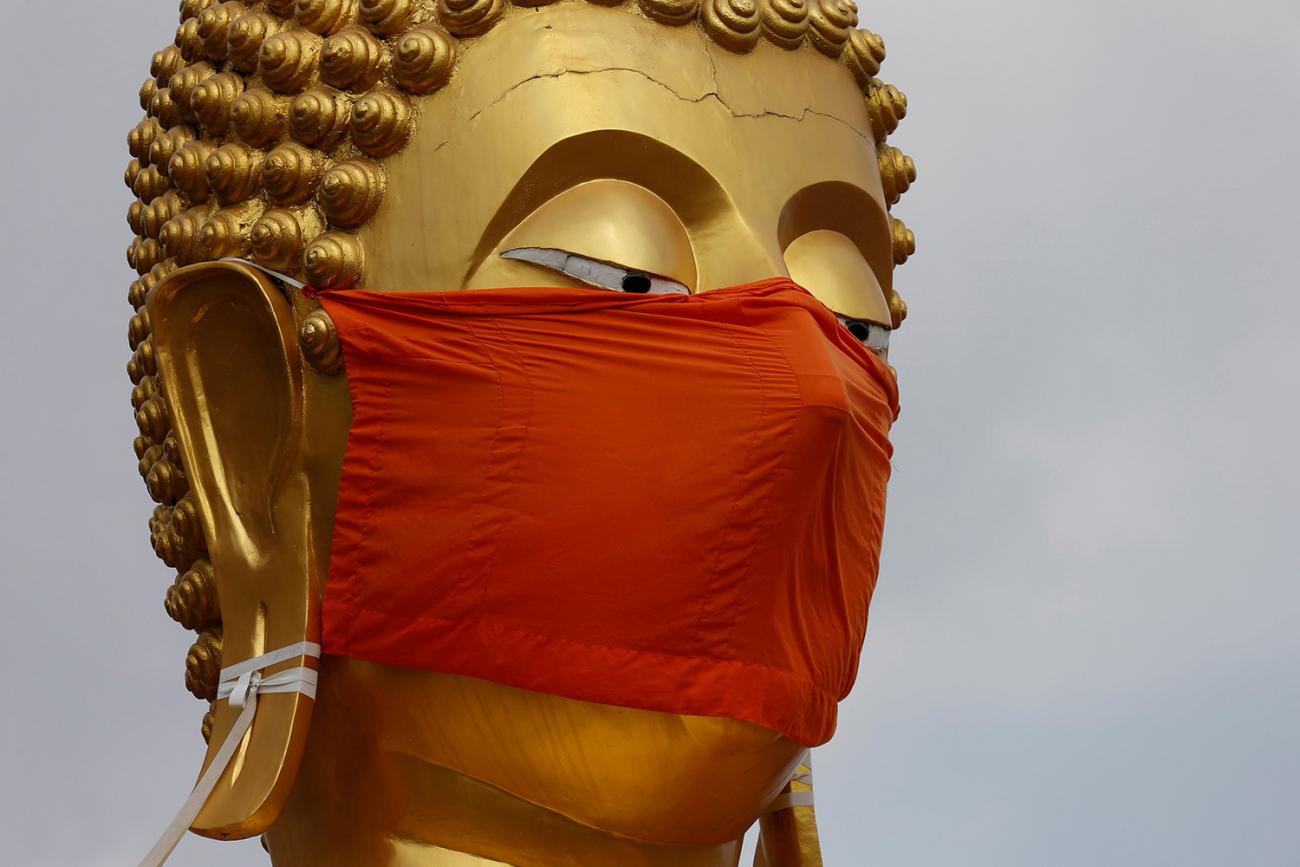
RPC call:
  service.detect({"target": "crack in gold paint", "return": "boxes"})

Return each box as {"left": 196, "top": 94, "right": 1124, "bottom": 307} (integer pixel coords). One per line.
{"left": 427, "top": 63, "right": 871, "bottom": 156}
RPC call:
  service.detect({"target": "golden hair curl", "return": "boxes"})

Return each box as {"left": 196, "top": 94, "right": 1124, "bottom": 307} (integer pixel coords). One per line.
{"left": 124, "top": 0, "right": 914, "bottom": 741}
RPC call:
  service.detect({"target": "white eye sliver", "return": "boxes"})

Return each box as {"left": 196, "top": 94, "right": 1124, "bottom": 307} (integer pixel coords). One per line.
{"left": 835, "top": 313, "right": 891, "bottom": 359}
{"left": 502, "top": 247, "right": 689, "bottom": 295}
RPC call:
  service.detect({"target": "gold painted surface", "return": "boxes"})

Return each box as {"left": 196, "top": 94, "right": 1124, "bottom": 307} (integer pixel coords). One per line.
{"left": 149, "top": 262, "right": 326, "bottom": 836}
{"left": 364, "top": 3, "right": 900, "bottom": 317}
{"left": 494, "top": 179, "right": 698, "bottom": 288}
{"left": 756, "top": 759, "right": 823, "bottom": 867}
{"left": 269, "top": 656, "right": 759, "bottom": 866}
{"left": 783, "top": 229, "right": 889, "bottom": 325}
{"left": 127, "top": 0, "right": 918, "bottom": 863}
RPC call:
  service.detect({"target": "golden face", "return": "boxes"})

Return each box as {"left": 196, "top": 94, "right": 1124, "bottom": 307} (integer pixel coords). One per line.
{"left": 128, "top": 0, "right": 917, "bottom": 852}
{"left": 286, "top": 14, "right": 907, "bottom": 845}
{"left": 129, "top": 0, "right": 914, "bottom": 720}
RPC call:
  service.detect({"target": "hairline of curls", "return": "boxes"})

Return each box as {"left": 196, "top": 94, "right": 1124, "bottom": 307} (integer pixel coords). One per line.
{"left": 124, "top": 0, "right": 916, "bottom": 741}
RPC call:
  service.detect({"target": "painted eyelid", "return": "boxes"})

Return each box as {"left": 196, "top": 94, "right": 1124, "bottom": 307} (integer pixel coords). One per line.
{"left": 495, "top": 180, "right": 698, "bottom": 289}
{"left": 782, "top": 229, "right": 892, "bottom": 326}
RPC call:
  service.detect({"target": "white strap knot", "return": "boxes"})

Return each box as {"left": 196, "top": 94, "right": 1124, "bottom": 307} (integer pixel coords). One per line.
{"left": 228, "top": 670, "right": 257, "bottom": 708}
{"left": 138, "top": 641, "right": 321, "bottom": 867}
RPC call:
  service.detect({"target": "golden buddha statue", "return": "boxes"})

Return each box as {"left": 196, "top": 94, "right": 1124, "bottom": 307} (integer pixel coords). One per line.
{"left": 123, "top": 0, "right": 916, "bottom": 864}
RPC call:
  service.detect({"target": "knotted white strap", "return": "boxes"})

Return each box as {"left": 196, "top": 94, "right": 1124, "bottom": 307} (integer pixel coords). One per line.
{"left": 138, "top": 641, "right": 321, "bottom": 867}
{"left": 765, "top": 752, "right": 816, "bottom": 813}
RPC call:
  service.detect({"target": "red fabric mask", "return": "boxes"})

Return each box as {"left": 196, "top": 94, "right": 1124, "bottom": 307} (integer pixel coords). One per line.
{"left": 315, "top": 278, "right": 899, "bottom": 747}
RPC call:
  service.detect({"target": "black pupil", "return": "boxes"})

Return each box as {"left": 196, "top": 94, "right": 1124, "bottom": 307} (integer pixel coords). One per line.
{"left": 846, "top": 320, "right": 871, "bottom": 341}
{"left": 621, "top": 272, "right": 652, "bottom": 293}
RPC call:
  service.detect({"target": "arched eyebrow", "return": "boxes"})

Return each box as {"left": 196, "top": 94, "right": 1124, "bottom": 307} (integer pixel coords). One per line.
{"left": 779, "top": 181, "right": 894, "bottom": 294}
{"left": 468, "top": 130, "right": 736, "bottom": 285}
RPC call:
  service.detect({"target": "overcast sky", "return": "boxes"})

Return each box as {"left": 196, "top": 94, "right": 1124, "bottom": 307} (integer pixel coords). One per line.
{"left": 2, "top": 1, "right": 1297, "bottom": 865}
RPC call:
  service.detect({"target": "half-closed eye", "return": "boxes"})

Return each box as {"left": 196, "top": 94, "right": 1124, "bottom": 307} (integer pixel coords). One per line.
{"left": 834, "top": 313, "right": 891, "bottom": 359}
{"left": 502, "top": 247, "right": 691, "bottom": 296}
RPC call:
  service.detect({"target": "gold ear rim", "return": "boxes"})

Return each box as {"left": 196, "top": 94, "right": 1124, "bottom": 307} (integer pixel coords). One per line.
{"left": 148, "top": 260, "right": 319, "bottom": 839}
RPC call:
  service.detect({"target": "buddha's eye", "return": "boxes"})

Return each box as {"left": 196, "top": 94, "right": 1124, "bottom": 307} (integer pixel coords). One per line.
{"left": 835, "top": 313, "right": 891, "bottom": 359}
{"left": 502, "top": 247, "right": 690, "bottom": 296}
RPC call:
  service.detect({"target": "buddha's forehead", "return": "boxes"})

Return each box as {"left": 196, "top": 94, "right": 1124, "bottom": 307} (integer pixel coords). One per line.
{"left": 359, "top": 3, "right": 890, "bottom": 294}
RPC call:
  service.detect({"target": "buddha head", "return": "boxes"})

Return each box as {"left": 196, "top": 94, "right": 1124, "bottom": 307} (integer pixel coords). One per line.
{"left": 124, "top": 0, "right": 915, "bottom": 861}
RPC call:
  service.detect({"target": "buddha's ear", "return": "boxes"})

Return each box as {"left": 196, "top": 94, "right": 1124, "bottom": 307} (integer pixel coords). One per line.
{"left": 149, "top": 260, "right": 319, "bottom": 839}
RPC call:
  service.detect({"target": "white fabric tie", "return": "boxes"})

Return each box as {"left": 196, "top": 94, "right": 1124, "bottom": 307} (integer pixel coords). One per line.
{"left": 216, "top": 257, "right": 307, "bottom": 291}
{"left": 765, "top": 751, "right": 815, "bottom": 813}
{"left": 138, "top": 641, "right": 321, "bottom": 867}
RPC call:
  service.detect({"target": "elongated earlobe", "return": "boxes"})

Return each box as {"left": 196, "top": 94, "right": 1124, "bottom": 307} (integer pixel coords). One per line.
{"left": 149, "top": 260, "right": 319, "bottom": 838}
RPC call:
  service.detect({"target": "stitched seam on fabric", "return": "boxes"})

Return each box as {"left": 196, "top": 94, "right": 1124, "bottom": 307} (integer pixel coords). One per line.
{"left": 716, "top": 329, "right": 804, "bottom": 656}
{"left": 687, "top": 321, "right": 771, "bottom": 655}
{"left": 344, "top": 322, "right": 393, "bottom": 658}
{"left": 455, "top": 318, "right": 510, "bottom": 615}
{"left": 471, "top": 319, "right": 537, "bottom": 617}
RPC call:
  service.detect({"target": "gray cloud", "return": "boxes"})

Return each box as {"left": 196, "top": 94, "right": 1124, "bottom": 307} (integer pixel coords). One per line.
{"left": 2, "top": 1, "right": 1296, "bottom": 864}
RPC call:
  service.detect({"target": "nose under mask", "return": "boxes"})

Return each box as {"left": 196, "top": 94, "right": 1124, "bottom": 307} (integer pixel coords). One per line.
{"left": 314, "top": 274, "right": 900, "bottom": 749}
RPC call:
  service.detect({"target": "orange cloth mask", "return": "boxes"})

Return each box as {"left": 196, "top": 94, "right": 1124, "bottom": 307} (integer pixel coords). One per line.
{"left": 315, "top": 278, "right": 900, "bottom": 747}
